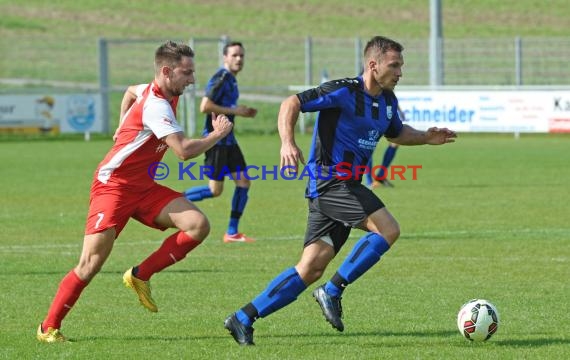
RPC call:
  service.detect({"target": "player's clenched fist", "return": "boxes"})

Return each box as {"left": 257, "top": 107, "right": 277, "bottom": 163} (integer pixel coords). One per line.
{"left": 211, "top": 112, "right": 233, "bottom": 136}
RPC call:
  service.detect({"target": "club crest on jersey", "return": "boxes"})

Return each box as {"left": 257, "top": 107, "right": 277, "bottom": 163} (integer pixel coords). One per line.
{"left": 387, "top": 106, "right": 393, "bottom": 119}
{"left": 368, "top": 129, "right": 380, "bottom": 141}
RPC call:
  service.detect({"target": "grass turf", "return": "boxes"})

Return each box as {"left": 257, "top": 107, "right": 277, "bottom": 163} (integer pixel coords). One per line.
{"left": 1, "top": 133, "right": 569, "bottom": 359}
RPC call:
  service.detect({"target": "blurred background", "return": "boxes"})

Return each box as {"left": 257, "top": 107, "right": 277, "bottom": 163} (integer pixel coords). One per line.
{"left": 1, "top": 0, "right": 569, "bottom": 136}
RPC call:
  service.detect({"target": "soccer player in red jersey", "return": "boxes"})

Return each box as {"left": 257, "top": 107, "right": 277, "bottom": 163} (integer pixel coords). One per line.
{"left": 37, "top": 41, "right": 233, "bottom": 343}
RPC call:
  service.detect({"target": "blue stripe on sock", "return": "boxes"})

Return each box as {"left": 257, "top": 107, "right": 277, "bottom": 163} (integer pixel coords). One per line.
{"left": 376, "top": 146, "right": 398, "bottom": 178}
{"left": 324, "top": 282, "right": 343, "bottom": 298}
{"left": 382, "top": 146, "right": 397, "bottom": 168}
{"left": 336, "top": 232, "right": 390, "bottom": 284}
{"left": 228, "top": 187, "right": 249, "bottom": 234}
{"left": 236, "top": 309, "right": 254, "bottom": 327}
{"left": 365, "top": 157, "right": 373, "bottom": 185}
{"left": 251, "top": 267, "right": 307, "bottom": 318}
{"left": 184, "top": 185, "right": 213, "bottom": 202}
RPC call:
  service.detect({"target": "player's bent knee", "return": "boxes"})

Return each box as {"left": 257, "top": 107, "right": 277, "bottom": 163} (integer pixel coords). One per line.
{"left": 311, "top": 268, "right": 325, "bottom": 281}
{"left": 210, "top": 188, "right": 223, "bottom": 197}
{"left": 181, "top": 214, "right": 210, "bottom": 241}
{"left": 301, "top": 269, "right": 324, "bottom": 285}
{"left": 236, "top": 177, "right": 251, "bottom": 188}
{"left": 296, "top": 263, "right": 327, "bottom": 285}
{"left": 383, "top": 225, "right": 401, "bottom": 245}
{"left": 75, "top": 260, "right": 102, "bottom": 282}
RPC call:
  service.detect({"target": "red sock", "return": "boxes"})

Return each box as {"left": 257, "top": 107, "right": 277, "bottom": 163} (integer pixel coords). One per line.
{"left": 42, "top": 270, "right": 88, "bottom": 330}
{"left": 135, "top": 232, "right": 201, "bottom": 281}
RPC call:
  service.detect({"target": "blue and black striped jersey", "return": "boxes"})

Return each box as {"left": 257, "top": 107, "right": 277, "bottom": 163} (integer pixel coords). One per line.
{"left": 297, "top": 76, "right": 403, "bottom": 198}
{"left": 202, "top": 68, "right": 239, "bottom": 146}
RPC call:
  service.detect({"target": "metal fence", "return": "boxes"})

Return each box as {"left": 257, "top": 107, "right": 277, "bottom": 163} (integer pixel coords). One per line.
{"left": 100, "top": 36, "right": 570, "bottom": 91}
{"left": 1, "top": 35, "right": 569, "bottom": 133}
{"left": 3, "top": 35, "right": 569, "bottom": 89}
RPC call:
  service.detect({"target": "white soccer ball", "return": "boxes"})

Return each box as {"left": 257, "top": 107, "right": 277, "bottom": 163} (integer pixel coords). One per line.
{"left": 457, "top": 299, "right": 500, "bottom": 342}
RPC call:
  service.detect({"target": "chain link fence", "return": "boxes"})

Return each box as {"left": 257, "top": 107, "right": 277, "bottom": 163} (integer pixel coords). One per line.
{"left": 1, "top": 35, "right": 569, "bottom": 134}
{"left": 3, "top": 35, "right": 569, "bottom": 88}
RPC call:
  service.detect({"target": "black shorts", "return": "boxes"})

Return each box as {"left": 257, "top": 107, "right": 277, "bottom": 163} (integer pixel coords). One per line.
{"left": 204, "top": 144, "right": 246, "bottom": 181}
{"left": 304, "top": 182, "right": 385, "bottom": 253}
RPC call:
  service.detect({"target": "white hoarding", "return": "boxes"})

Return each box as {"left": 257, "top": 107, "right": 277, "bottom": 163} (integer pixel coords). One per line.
{"left": 398, "top": 90, "right": 570, "bottom": 133}
{"left": 0, "top": 94, "right": 103, "bottom": 134}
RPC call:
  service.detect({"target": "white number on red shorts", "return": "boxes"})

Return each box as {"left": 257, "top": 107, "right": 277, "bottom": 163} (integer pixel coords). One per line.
{"left": 95, "top": 212, "right": 104, "bottom": 229}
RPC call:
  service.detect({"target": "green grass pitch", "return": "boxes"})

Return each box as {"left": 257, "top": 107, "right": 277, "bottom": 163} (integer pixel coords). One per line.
{"left": 1, "top": 133, "right": 569, "bottom": 359}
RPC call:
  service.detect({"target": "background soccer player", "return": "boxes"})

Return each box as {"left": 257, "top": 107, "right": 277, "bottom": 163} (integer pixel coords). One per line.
{"left": 183, "top": 41, "right": 258, "bottom": 243}
{"left": 37, "top": 41, "right": 233, "bottom": 343}
{"left": 224, "top": 36, "right": 456, "bottom": 345}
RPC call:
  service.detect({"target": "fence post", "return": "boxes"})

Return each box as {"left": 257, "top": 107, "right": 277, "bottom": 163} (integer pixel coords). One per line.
{"left": 300, "top": 36, "right": 313, "bottom": 134}
{"left": 354, "top": 37, "right": 362, "bottom": 75}
{"left": 305, "top": 36, "right": 313, "bottom": 87}
{"left": 219, "top": 35, "right": 229, "bottom": 67}
{"left": 98, "top": 37, "right": 110, "bottom": 134}
{"left": 430, "top": 0, "right": 443, "bottom": 87}
{"left": 515, "top": 36, "right": 522, "bottom": 86}
{"left": 184, "top": 38, "right": 197, "bottom": 136}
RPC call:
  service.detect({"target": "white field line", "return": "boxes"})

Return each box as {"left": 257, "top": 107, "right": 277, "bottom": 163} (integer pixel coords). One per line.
{"left": 1, "top": 228, "right": 569, "bottom": 254}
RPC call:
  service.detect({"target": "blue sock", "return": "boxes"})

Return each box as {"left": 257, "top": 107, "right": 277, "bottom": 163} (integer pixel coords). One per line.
{"left": 236, "top": 267, "right": 306, "bottom": 326}
{"left": 325, "top": 233, "right": 390, "bottom": 297}
{"left": 382, "top": 146, "right": 398, "bottom": 168}
{"left": 227, "top": 187, "right": 249, "bottom": 235}
{"left": 365, "top": 157, "right": 373, "bottom": 185}
{"left": 236, "top": 308, "right": 255, "bottom": 327}
{"left": 184, "top": 185, "right": 213, "bottom": 202}
{"left": 376, "top": 146, "right": 398, "bottom": 178}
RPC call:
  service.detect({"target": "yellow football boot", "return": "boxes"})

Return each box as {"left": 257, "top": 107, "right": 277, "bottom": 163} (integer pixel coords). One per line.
{"left": 123, "top": 268, "right": 158, "bottom": 312}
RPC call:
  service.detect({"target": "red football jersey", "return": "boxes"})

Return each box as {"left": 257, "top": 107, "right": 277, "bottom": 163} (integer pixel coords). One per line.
{"left": 95, "top": 82, "right": 183, "bottom": 190}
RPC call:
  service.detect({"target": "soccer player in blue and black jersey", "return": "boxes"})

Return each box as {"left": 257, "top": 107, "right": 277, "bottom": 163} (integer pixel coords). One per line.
{"left": 184, "top": 42, "right": 258, "bottom": 243}
{"left": 224, "top": 36, "right": 457, "bottom": 345}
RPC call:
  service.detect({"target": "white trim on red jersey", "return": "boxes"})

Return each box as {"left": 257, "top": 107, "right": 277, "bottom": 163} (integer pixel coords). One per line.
{"left": 96, "top": 82, "right": 183, "bottom": 187}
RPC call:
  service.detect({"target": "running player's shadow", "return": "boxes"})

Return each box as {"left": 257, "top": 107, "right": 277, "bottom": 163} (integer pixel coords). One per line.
{"left": 13, "top": 269, "right": 228, "bottom": 276}
{"left": 495, "top": 338, "right": 570, "bottom": 347}
{"left": 72, "top": 334, "right": 219, "bottom": 342}
{"left": 267, "top": 331, "right": 569, "bottom": 348}
{"left": 267, "top": 329, "right": 456, "bottom": 340}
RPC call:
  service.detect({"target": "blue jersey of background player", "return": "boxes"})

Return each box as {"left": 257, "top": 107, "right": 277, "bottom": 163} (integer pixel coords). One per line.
{"left": 299, "top": 77, "right": 403, "bottom": 198}
{"left": 184, "top": 41, "right": 258, "bottom": 244}
{"left": 224, "top": 35, "right": 457, "bottom": 346}
{"left": 202, "top": 67, "right": 240, "bottom": 146}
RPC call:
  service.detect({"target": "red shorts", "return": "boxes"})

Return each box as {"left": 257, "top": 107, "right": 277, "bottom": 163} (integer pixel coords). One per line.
{"left": 85, "top": 180, "right": 182, "bottom": 237}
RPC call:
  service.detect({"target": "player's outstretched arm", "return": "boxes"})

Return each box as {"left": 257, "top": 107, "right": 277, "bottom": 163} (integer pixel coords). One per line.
{"left": 387, "top": 124, "right": 457, "bottom": 146}
{"left": 278, "top": 95, "right": 305, "bottom": 173}
{"left": 165, "top": 114, "right": 233, "bottom": 160}
{"left": 200, "top": 97, "right": 257, "bottom": 118}
{"left": 424, "top": 126, "right": 457, "bottom": 144}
